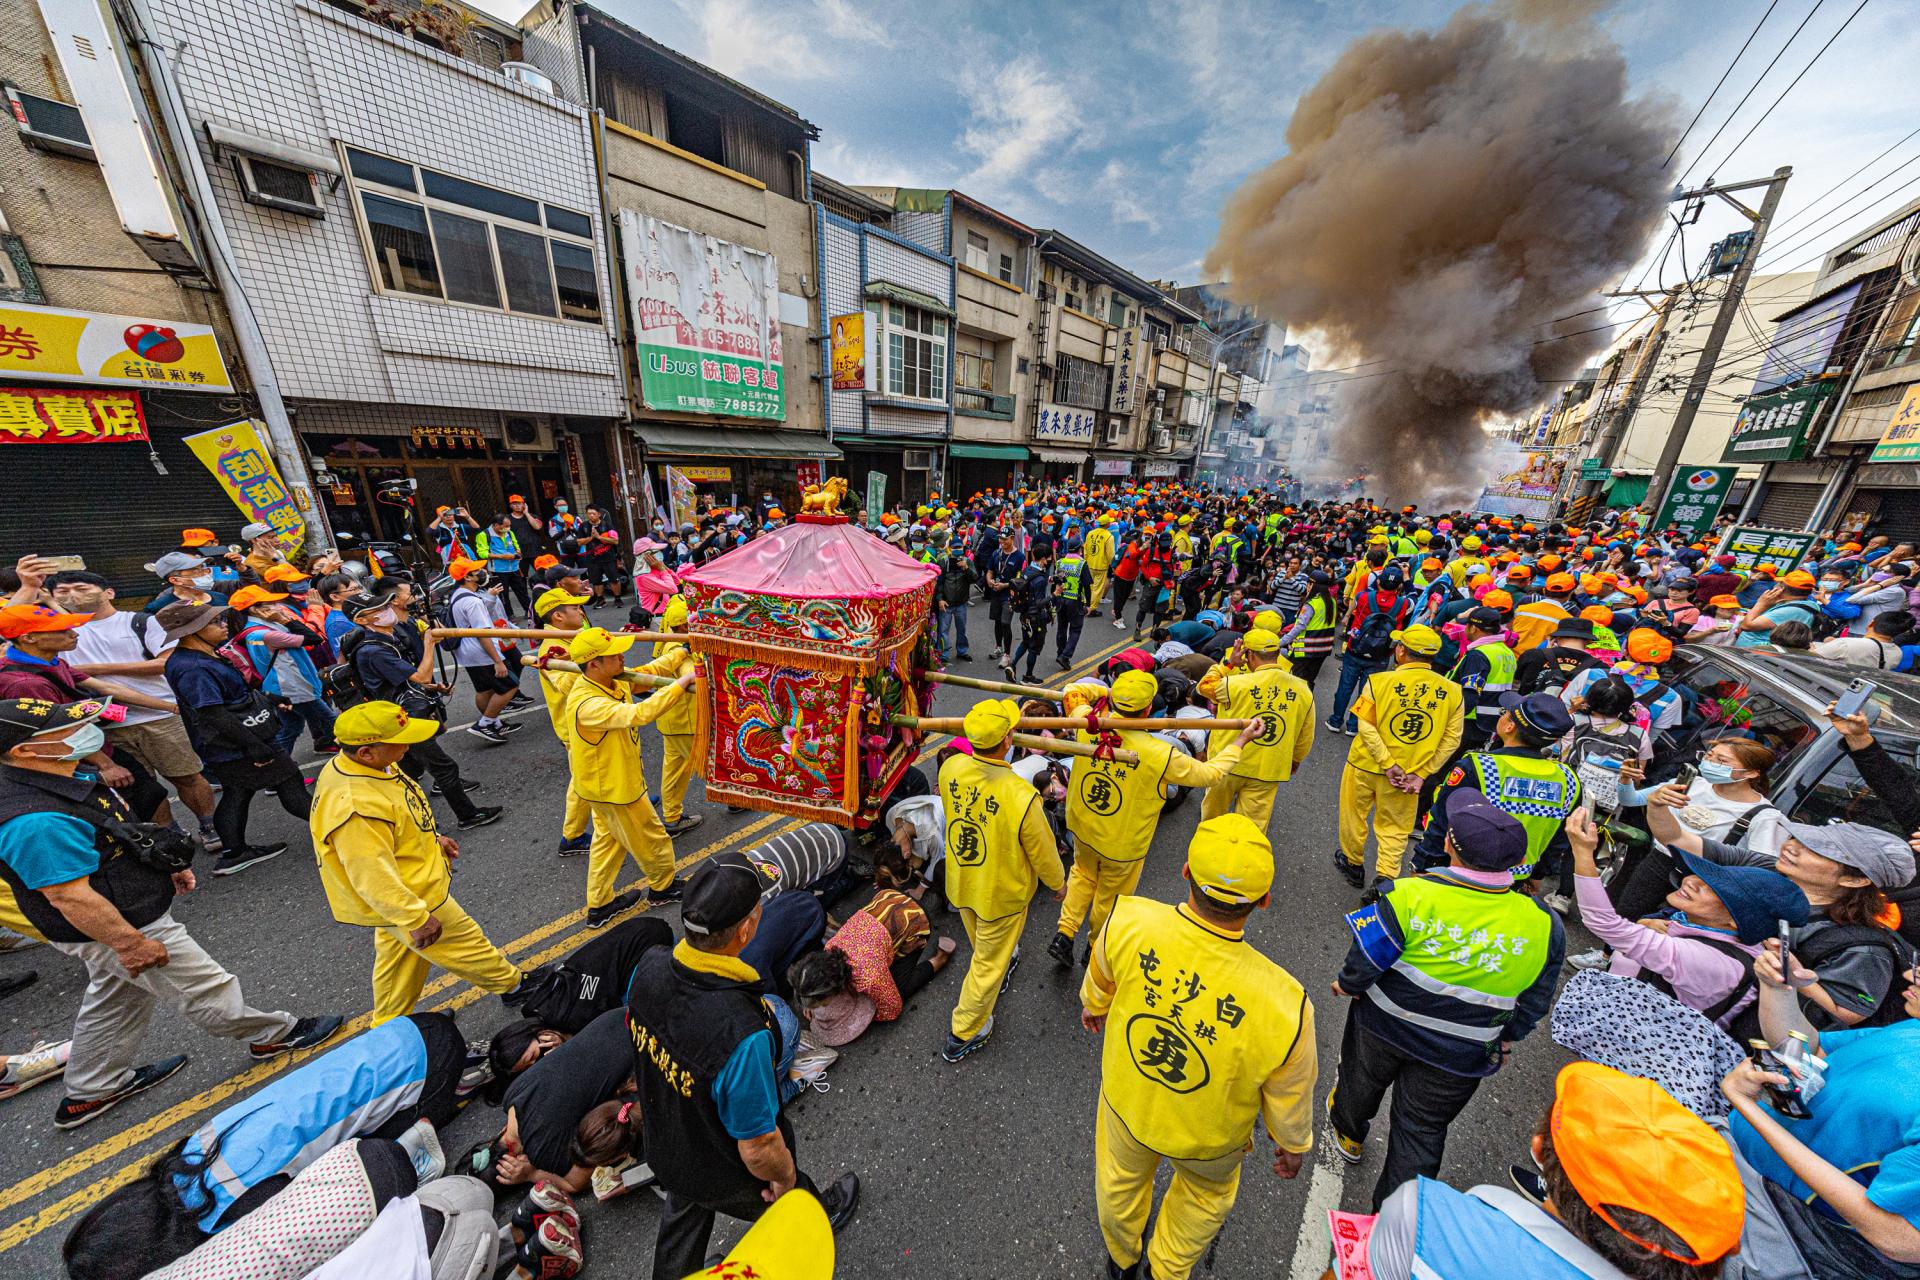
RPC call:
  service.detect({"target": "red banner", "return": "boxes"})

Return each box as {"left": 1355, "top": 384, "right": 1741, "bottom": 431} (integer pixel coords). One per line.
{"left": 0, "top": 386, "right": 148, "bottom": 444}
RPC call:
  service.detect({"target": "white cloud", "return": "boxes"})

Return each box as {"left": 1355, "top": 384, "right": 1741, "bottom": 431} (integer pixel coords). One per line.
{"left": 954, "top": 56, "right": 1086, "bottom": 198}
{"left": 668, "top": 0, "right": 893, "bottom": 82}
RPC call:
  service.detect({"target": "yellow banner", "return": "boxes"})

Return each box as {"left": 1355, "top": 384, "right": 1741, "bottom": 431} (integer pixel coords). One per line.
{"left": 677, "top": 465, "right": 732, "bottom": 482}
{"left": 184, "top": 421, "right": 305, "bottom": 550}
{"left": 829, "top": 311, "right": 869, "bottom": 391}
{"left": 0, "top": 302, "right": 233, "bottom": 392}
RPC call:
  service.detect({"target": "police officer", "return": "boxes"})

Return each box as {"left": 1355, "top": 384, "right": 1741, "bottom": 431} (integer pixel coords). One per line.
{"left": 1051, "top": 544, "right": 1094, "bottom": 671}
{"left": 1411, "top": 692, "right": 1581, "bottom": 888}
{"left": 1447, "top": 606, "right": 1516, "bottom": 752}
{"left": 1080, "top": 814, "right": 1317, "bottom": 1280}
{"left": 310, "top": 701, "right": 544, "bottom": 1024}
{"left": 1196, "top": 628, "right": 1316, "bottom": 834}
{"left": 940, "top": 698, "right": 1064, "bottom": 1062}
{"left": 627, "top": 857, "right": 858, "bottom": 1276}
{"left": 1048, "top": 671, "right": 1260, "bottom": 968}
{"left": 530, "top": 586, "right": 593, "bottom": 857}
{"left": 564, "top": 627, "right": 697, "bottom": 927}
{"left": 626, "top": 596, "right": 702, "bottom": 837}
{"left": 1332, "top": 625, "right": 1464, "bottom": 894}
{"left": 1326, "top": 789, "right": 1564, "bottom": 1209}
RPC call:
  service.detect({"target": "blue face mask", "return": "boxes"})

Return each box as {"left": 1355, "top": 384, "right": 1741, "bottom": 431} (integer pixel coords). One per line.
{"left": 39, "top": 722, "right": 105, "bottom": 761}
{"left": 1697, "top": 760, "right": 1738, "bottom": 785}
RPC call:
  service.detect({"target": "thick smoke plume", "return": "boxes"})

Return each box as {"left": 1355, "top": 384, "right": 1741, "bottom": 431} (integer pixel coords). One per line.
{"left": 1206, "top": 0, "right": 1676, "bottom": 505}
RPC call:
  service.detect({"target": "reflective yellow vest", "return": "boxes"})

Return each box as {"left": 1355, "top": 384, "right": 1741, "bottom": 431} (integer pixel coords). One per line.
{"left": 310, "top": 754, "right": 447, "bottom": 928}
{"left": 1207, "top": 664, "right": 1316, "bottom": 782}
{"left": 1097, "top": 896, "right": 1314, "bottom": 1160}
{"left": 939, "top": 752, "right": 1062, "bottom": 920}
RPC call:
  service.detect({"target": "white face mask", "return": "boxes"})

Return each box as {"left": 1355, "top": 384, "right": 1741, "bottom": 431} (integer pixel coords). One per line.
{"left": 368, "top": 607, "right": 398, "bottom": 627}
{"left": 188, "top": 575, "right": 215, "bottom": 591}
{"left": 36, "top": 722, "right": 105, "bottom": 761}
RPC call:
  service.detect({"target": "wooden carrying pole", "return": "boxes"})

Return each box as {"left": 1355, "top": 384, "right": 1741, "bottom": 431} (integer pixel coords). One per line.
{"left": 437, "top": 627, "right": 677, "bottom": 644}
{"left": 923, "top": 670, "right": 1066, "bottom": 701}
{"left": 519, "top": 655, "right": 675, "bottom": 688}
{"left": 910, "top": 715, "right": 1252, "bottom": 733}
{"left": 890, "top": 715, "right": 1139, "bottom": 765}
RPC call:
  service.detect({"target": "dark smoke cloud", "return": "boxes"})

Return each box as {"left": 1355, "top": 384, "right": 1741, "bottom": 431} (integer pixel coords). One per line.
{"left": 1206, "top": 0, "right": 1676, "bottom": 505}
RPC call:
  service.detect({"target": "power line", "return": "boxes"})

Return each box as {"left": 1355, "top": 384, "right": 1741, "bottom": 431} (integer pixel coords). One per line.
{"left": 1756, "top": 153, "right": 1920, "bottom": 268}
{"left": 1679, "top": 0, "right": 1830, "bottom": 184}
{"left": 1663, "top": 0, "right": 1784, "bottom": 169}
{"left": 1766, "top": 124, "right": 1920, "bottom": 239}
{"left": 1696, "top": 0, "right": 1872, "bottom": 178}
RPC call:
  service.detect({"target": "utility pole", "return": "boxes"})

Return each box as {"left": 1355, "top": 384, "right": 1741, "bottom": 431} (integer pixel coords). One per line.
{"left": 1641, "top": 166, "right": 1792, "bottom": 517}
{"left": 1576, "top": 289, "right": 1676, "bottom": 503}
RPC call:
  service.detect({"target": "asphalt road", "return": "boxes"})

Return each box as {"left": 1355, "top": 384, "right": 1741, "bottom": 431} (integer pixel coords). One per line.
{"left": 0, "top": 608, "right": 1580, "bottom": 1278}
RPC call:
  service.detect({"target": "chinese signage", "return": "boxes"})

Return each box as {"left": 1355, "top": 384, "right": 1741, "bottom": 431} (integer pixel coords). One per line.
{"left": 1724, "top": 525, "right": 1817, "bottom": 574}
{"left": 1034, "top": 402, "right": 1099, "bottom": 444}
{"left": 1753, "top": 283, "right": 1860, "bottom": 395}
{"left": 1869, "top": 385, "right": 1920, "bottom": 464}
{"left": 1093, "top": 459, "right": 1132, "bottom": 476}
{"left": 0, "top": 386, "right": 148, "bottom": 444}
{"left": 865, "top": 470, "right": 886, "bottom": 517}
{"left": 1653, "top": 466, "right": 1737, "bottom": 537}
{"left": 411, "top": 424, "right": 487, "bottom": 451}
{"left": 1143, "top": 460, "right": 1178, "bottom": 477}
{"left": 1578, "top": 457, "right": 1611, "bottom": 480}
{"left": 794, "top": 461, "right": 821, "bottom": 491}
{"left": 0, "top": 302, "right": 232, "bottom": 392}
{"left": 828, "top": 312, "right": 871, "bottom": 392}
{"left": 1723, "top": 381, "right": 1834, "bottom": 462}
{"left": 1474, "top": 441, "right": 1564, "bottom": 521}
{"left": 620, "top": 211, "right": 784, "bottom": 420}
{"left": 1109, "top": 325, "right": 1144, "bottom": 415}
{"left": 184, "top": 421, "right": 304, "bottom": 550}
{"left": 677, "top": 465, "right": 732, "bottom": 483}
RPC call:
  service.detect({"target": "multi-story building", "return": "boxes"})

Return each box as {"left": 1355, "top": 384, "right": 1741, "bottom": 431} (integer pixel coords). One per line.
{"left": 1139, "top": 293, "right": 1214, "bottom": 482}
{"left": 1030, "top": 230, "right": 1159, "bottom": 484}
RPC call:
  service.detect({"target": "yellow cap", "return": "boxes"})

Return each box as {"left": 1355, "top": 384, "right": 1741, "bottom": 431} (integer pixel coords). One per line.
{"left": 1187, "top": 814, "right": 1274, "bottom": 905}
{"left": 1462, "top": 535, "right": 1483, "bottom": 550}
{"left": 1370, "top": 525, "right": 1388, "bottom": 535}
{"left": 1177, "top": 514, "right": 1194, "bottom": 526}
{"left": 1414, "top": 530, "right": 1432, "bottom": 545}
{"left": 568, "top": 626, "right": 637, "bottom": 664}
{"left": 534, "top": 586, "right": 589, "bottom": 618}
{"left": 334, "top": 700, "right": 438, "bottom": 746}
{"left": 1109, "top": 669, "right": 1158, "bottom": 713}
{"left": 962, "top": 697, "right": 1021, "bottom": 749}
{"left": 662, "top": 595, "right": 690, "bottom": 629}
{"left": 1252, "top": 609, "right": 1285, "bottom": 633}
{"left": 683, "top": 1188, "right": 832, "bottom": 1280}
{"left": 1368, "top": 535, "right": 1389, "bottom": 547}
{"left": 1391, "top": 624, "right": 1442, "bottom": 656}
{"left": 1240, "top": 627, "right": 1280, "bottom": 653}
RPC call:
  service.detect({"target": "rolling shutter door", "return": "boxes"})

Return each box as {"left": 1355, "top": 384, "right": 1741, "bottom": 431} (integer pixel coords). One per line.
{"left": 1753, "top": 482, "right": 1823, "bottom": 530}
{"left": 1856, "top": 488, "right": 1920, "bottom": 544}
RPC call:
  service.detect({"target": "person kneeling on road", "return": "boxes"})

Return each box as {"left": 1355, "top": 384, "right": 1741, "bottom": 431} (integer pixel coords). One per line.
{"left": 0, "top": 696, "right": 341, "bottom": 1130}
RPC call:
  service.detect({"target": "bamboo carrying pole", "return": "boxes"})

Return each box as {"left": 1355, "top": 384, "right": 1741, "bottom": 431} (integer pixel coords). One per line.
{"left": 436, "top": 627, "right": 676, "bottom": 644}
{"left": 518, "top": 655, "right": 676, "bottom": 688}
{"left": 923, "top": 670, "right": 1066, "bottom": 701}
{"left": 889, "top": 715, "right": 1140, "bottom": 765}
{"left": 909, "top": 715, "right": 1253, "bottom": 733}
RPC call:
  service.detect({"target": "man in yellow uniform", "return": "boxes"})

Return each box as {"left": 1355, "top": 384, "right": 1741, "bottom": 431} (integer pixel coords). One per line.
{"left": 1084, "top": 517, "right": 1116, "bottom": 618}
{"left": 1196, "top": 629, "right": 1315, "bottom": 833}
{"left": 564, "top": 627, "right": 698, "bottom": 927}
{"left": 1081, "top": 814, "right": 1317, "bottom": 1280}
{"left": 1171, "top": 515, "right": 1196, "bottom": 572}
{"left": 310, "top": 702, "right": 539, "bottom": 1024}
{"left": 627, "top": 595, "right": 702, "bottom": 836}
{"left": 1048, "top": 670, "right": 1259, "bottom": 968}
{"left": 1332, "top": 625, "right": 1462, "bottom": 894}
{"left": 1443, "top": 534, "right": 1491, "bottom": 587}
{"left": 940, "top": 698, "right": 1064, "bottom": 1062}
{"left": 532, "top": 585, "right": 593, "bottom": 858}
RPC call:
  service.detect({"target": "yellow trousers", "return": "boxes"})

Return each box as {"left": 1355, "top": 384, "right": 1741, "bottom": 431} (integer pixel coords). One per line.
{"left": 370, "top": 895, "right": 520, "bottom": 1026}
{"left": 585, "top": 797, "right": 677, "bottom": 905}
{"left": 1338, "top": 766, "right": 1419, "bottom": 879}
{"left": 561, "top": 781, "right": 590, "bottom": 842}
{"left": 1095, "top": 1097, "right": 1244, "bottom": 1278}
{"left": 659, "top": 733, "right": 694, "bottom": 824}
{"left": 952, "top": 905, "right": 1026, "bottom": 1041}
{"left": 1055, "top": 844, "right": 1144, "bottom": 944}
{"left": 1199, "top": 774, "right": 1277, "bottom": 831}
{"left": 1088, "top": 567, "right": 1111, "bottom": 612}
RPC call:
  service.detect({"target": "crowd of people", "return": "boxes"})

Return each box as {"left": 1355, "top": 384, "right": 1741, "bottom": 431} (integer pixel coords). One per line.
{"left": 1, "top": 479, "right": 1918, "bottom": 1280}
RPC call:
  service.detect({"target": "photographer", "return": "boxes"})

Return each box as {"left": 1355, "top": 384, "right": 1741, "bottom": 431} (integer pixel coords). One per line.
{"left": 1822, "top": 703, "right": 1920, "bottom": 948}
{"left": 0, "top": 697, "right": 340, "bottom": 1130}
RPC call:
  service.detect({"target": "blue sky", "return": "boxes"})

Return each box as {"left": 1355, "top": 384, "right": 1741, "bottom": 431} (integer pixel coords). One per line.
{"left": 482, "top": 0, "right": 1916, "bottom": 317}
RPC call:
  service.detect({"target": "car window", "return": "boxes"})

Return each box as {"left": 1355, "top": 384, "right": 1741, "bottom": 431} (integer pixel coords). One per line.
{"left": 1790, "top": 738, "right": 1920, "bottom": 837}
{"left": 1663, "top": 662, "right": 1818, "bottom": 769}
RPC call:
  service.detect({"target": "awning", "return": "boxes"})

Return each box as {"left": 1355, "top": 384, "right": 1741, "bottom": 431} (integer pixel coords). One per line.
{"left": 1604, "top": 475, "right": 1649, "bottom": 508}
{"left": 949, "top": 443, "right": 1029, "bottom": 461}
{"left": 633, "top": 424, "right": 840, "bottom": 460}
{"left": 864, "top": 281, "right": 953, "bottom": 316}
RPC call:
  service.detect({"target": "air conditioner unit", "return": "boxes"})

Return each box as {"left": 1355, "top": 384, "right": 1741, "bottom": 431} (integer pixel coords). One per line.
{"left": 1151, "top": 388, "right": 1166, "bottom": 404}
{"left": 1151, "top": 429, "right": 1173, "bottom": 452}
{"left": 1103, "top": 422, "right": 1124, "bottom": 446}
{"left": 502, "top": 415, "right": 555, "bottom": 452}
{"left": 903, "top": 449, "right": 934, "bottom": 470}
{"left": 4, "top": 84, "right": 93, "bottom": 160}
{"left": 231, "top": 154, "right": 324, "bottom": 217}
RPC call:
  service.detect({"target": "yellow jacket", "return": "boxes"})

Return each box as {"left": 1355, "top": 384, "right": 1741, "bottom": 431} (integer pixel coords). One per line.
{"left": 310, "top": 755, "right": 448, "bottom": 930}
{"left": 1068, "top": 731, "right": 1243, "bottom": 861}
{"left": 536, "top": 658, "right": 578, "bottom": 746}
{"left": 1342, "top": 560, "right": 1373, "bottom": 607}
{"left": 1083, "top": 526, "right": 1116, "bottom": 572}
{"left": 1444, "top": 555, "right": 1491, "bottom": 588}
{"left": 629, "top": 642, "right": 698, "bottom": 736}
{"left": 1347, "top": 662, "right": 1464, "bottom": 777}
{"left": 1199, "top": 661, "right": 1316, "bottom": 782}
{"left": 565, "top": 674, "right": 687, "bottom": 805}
{"left": 1082, "top": 896, "right": 1317, "bottom": 1160}
{"left": 938, "top": 751, "right": 1064, "bottom": 920}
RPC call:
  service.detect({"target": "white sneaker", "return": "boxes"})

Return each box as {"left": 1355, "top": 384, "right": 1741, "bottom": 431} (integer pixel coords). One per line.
{"left": 1541, "top": 892, "right": 1573, "bottom": 916}
{"left": 0, "top": 1039, "right": 71, "bottom": 1100}
{"left": 1567, "top": 948, "right": 1611, "bottom": 971}
{"left": 396, "top": 1117, "right": 445, "bottom": 1181}
{"left": 0, "top": 927, "right": 40, "bottom": 953}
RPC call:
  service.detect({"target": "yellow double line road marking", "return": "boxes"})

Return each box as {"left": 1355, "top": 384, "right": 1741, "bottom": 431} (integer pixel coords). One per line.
{"left": 0, "top": 634, "right": 1140, "bottom": 1253}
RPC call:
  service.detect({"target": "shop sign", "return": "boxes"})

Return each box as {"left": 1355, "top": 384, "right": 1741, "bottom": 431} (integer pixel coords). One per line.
{"left": 865, "top": 470, "right": 886, "bottom": 516}
{"left": 1093, "top": 459, "right": 1132, "bottom": 476}
{"left": 620, "top": 210, "right": 784, "bottom": 420}
{"left": 828, "top": 312, "right": 871, "bottom": 392}
{"left": 1143, "top": 460, "right": 1178, "bottom": 477}
{"left": 1109, "top": 325, "right": 1144, "bottom": 415}
{"left": 0, "top": 302, "right": 232, "bottom": 392}
{"left": 1035, "top": 402, "right": 1098, "bottom": 444}
{"left": 0, "top": 386, "right": 148, "bottom": 444}
{"left": 1868, "top": 385, "right": 1920, "bottom": 464}
{"left": 1653, "top": 465, "right": 1736, "bottom": 538}
{"left": 1723, "top": 525, "right": 1816, "bottom": 574}
{"left": 678, "top": 465, "right": 733, "bottom": 483}
{"left": 1722, "top": 381, "right": 1833, "bottom": 462}
{"left": 184, "top": 421, "right": 304, "bottom": 550}
{"left": 795, "top": 461, "right": 821, "bottom": 492}
{"left": 1578, "top": 457, "right": 1611, "bottom": 480}
{"left": 411, "top": 425, "right": 487, "bottom": 451}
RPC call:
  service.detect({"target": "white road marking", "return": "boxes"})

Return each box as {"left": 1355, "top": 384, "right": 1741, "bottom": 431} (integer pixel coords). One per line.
{"left": 1286, "top": 1154, "right": 1349, "bottom": 1280}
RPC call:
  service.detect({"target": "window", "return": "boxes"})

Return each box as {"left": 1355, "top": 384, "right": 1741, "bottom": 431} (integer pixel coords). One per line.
{"left": 864, "top": 300, "right": 948, "bottom": 400}
{"left": 1660, "top": 662, "right": 1818, "bottom": 770}
{"left": 1790, "top": 740, "right": 1920, "bottom": 839}
{"left": 1055, "top": 354, "right": 1110, "bottom": 409}
{"left": 344, "top": 147, "right": 600, "bottom": 324}
{"left": 1065, "top": 293, "right": 1083, "bottom": 313}
{"left": 955, "top": 334, "right": 995, "bottom": 391}
{"left": 964, "top": 231, "right": 991, "bottom": 274}
{"left": 1109, "top": 295, "right": 1130, "bottom": 328}
{"left": 998, "top": 253, "right": 1014, "bottom": 284}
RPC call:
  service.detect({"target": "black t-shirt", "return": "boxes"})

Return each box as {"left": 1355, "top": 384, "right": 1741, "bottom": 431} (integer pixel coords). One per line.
{"left": 1514, "top": 644, "right": 1603, "bottom": 696}
{"left": 503, "top": 1007, "right": 634, "bottom": 1175}
{"left": 525, "top": 916, "right": 672, "bottom": 1034}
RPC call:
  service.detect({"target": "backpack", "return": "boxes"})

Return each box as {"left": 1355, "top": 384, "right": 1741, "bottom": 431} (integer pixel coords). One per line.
{"left": 1727, "top": 922, "right": 1917, "bottom": 1042}
{"left": 1349, "top": 591, "right": 1404, "bottom": 664}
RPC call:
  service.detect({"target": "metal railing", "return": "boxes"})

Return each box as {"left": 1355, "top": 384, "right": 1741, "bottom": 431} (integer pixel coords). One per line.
{"left": 955, "top": 387, "right": 1016, "bottom": 419}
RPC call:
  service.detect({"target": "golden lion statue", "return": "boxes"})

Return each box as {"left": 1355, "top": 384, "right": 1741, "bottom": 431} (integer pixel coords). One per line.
{"left": 800, "top": 475, "right": 849, "bottom": 516}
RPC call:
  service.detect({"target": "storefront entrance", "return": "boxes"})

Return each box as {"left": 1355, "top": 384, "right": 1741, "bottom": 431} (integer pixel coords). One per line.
{"left": 309, "top": 431, "right": 564, "bottom": 546}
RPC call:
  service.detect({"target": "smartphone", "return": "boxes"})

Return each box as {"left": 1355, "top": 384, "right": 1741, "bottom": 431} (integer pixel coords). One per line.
{"left": 1746, "top": 1040, "right": 1812, "bottom": 1119}
{"left": 1671, "top": 763, "right": 1698, "bottom": 791}
{"left": 39, "top": 554, "right": 87, "bottom": 572}
{"left": 1834, "top": 678, "right": 1876, "bottom": 720}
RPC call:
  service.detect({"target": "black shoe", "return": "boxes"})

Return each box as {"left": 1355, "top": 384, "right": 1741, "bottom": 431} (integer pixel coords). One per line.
{"left": 646, "top": 876, "right": 689, "bottom": 905}
{"left": 1105, "top": 1256, "right": 1140, "bottom": 1280}
{"left": 818, "top": 1171, "right": 859, "bottom": 1231}
{"left": 941, "top": 1016, "right": 994, "bottom": 1062}
{"left": 663, "top": 814, "right": 705, "bottom": 837}
{"left": 586, "top": 890, "right": 643, "bottom": 928}
{"left": 1509, "top": 1163, "right": 1547, "bottom": 1205}
{"left": 466, "top": 723, "right": 508, "bottom": 745}
{"left": 999, "top": 945, "right": 1022, "bottom": 994}
{"left": 0, "top": 970, "right": 38, "bottom": 1001}
{"left": 507, "top": 693, "right": 534, "bottom": 710}
{"left": 432, "top": 779, "right": 483, "bottom": 797}
{"left": 496, "top": 719, "right": 525, "bottom": 735}
{"left": 1330, "top": 847, "right": 1365, "bottom": 889}
{"left": 250, "top": 1014, "right": 345, "bottom": 1059}
{"left": 958, "top": 652, "right": 973, "bottom": 661}
{"left": 54, "top": 1055, "right": 188, "bottom": 1129}
{"left": 214, "top": 844, "right": 285, "bottom": 876}
{"left": 556, "top": 832, "right": 591, "bottom": 857}
{"left": 457, "top": 805, "right": 506, "bottom": 830}
{"left": 1047, "top": 932, "right": 1075, "bottom": 968}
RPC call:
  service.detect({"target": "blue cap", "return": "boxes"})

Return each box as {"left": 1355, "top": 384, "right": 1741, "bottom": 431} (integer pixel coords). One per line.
{"left": 1444, "top": 788, "right": 1529, "bottom": 872}
{"left": 1498, "top": 690, "right": 1574, "bottom": 743}
{"left": 1677, "top": 849, "right": 1810, "bottom": 944}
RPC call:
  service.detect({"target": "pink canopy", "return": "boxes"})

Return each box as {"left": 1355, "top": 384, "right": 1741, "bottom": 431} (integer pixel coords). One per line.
{"left": 681, "top": 516, "right": 936, "bottom": 599}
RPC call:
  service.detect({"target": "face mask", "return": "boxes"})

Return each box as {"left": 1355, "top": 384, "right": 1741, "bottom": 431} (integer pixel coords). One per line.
{"left": 555, "top": 505, "right": 568, "bottom": 514}
{"left": 368, "top": 607, "right": 398, "bottom": 627}
{"left": 38, "top": 722, "right": 105, "bottom": 761}
{"left": 1697, "top": 760, "right": 1739, "bottom": 785}
{"left": 188, "top": 575, "right": 215, "bottom": 591}
{"left": 1820, "top": 581, "right": 1844, "bottom": 593}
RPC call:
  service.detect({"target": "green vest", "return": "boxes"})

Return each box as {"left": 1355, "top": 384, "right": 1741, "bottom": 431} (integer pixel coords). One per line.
{"left": 1466, "top": 752, "right": 1580, "bottom": 881}
{"left": 1379, "top": 875, "right": 1553, "bottom": 1014}
{"left": 1055, "top": 554, "right": 1086, "bottom": 603}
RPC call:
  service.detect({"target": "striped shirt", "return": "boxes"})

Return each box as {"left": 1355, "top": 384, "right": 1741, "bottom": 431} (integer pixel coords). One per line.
{"left": 744, "top": 822, "right": 847, "bottom": 899}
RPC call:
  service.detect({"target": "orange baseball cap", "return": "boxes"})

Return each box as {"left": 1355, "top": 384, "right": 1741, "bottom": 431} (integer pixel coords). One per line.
{"left": 1709, "top": 594, "right": 1741, "bottom": 609}
{"left": 1505, "top": 564, "right": 1533, "bottom": 580}
{"left": 1545, "top": 573, "right": 1576, "bottom": 593}
{"left": 1840, "top": 542, "right": 1863, "bottom": 552}
{"left": 179, "top": 527, "right": 218, "bottom": 548}
{"left": 532, "top": 554, "right": 560, "bottom": 570}
{"left": 0, "top": 604, "right": 94, "bottom": 640}
{"left": 1537, "top": 554, "right": 1563, "bottom": 570}
{"left": 1753, "top": 562, "right": 1778, "bottom": 577}
{"left": 262, "top": 564, "right": 309, "bottom": 585}
{"left": 1481, "top": 589, "right": 1514, "bottom": 611}
{"left": 508, "top": 494, "right": 526, "bottom": 503}
{"left": 1580, "top": 604, "right": 1614, "bottom": 625}
{"left": 1420, "top": 557, "right": 1444, "bottom": 572}
{"left": 447, "top": 557, "right": 486, "bottom": 581}
{"left": 1550, "top": 1062, "right": 1744, "bottom": 1264}
{"left": 1625, "top": 628, "right": 1673, "bottom": 663}
{"left": 1782, "top": 570, "right": 1816, "bottom": 589}
{"left": 228, "top": 585, "right": 287, "bottom": 611}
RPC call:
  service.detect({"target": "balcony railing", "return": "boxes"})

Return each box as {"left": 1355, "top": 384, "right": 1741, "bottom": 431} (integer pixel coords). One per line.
{"left": 955, "top": 387, "right": 1016, "bottom": 420}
